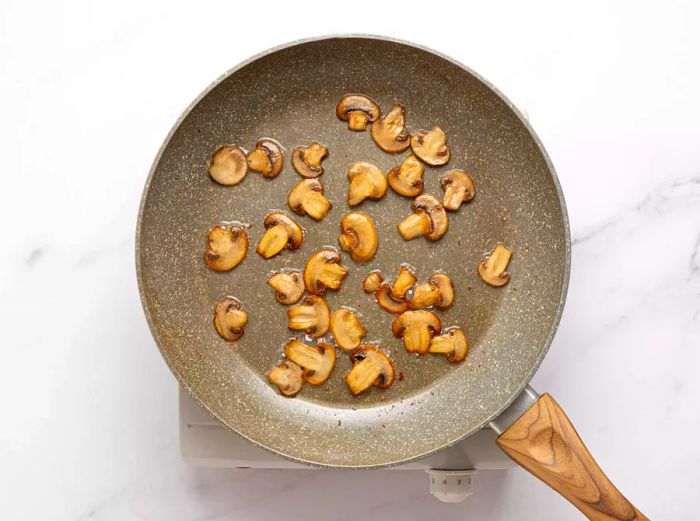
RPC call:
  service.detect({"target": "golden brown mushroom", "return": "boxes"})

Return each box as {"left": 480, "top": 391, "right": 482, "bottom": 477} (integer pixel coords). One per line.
{"left": 256, "top": 212, "right": 303, "bottom": 259}
{"left": 392, "top": 265, "right": 417, "bottom": 299}
{"left": 288, "top": 179, "right": 332, "bottom": 221}
{"left": 213, "top": 297, "right": 248, "bottom": 341}
{"left": 269, "top": 360, "right": 303, "bottom": 397}
{"left": 284, "top": 340, "right": 336, "bottom": 385}
{"left": 303, "top": 248, "right": 349, "bottom": 295}
{"left": 362, "top": 271, "right": 384, "bottom": 293}
{"left": 287, "top": 295, "right": 330, "bottom": 338}
{"left": 429, "top": 327, "right": 468, "bottom": 363}
{"left": 410, "top": 127, "right": 450, "bottom": 166}
{"left": 440, "top": 170, "right": 476, "bottom": 211}
{"left": 428, "top": 272, "right": 455, "bottom": 310}
{"left": 375, "top": 284, "right": 410, "bottom": 314}
{"left": 267, "top": 271, "right": 305, "bottom": 305}
{"left": 345, "top": 344, "right": 395, "bottom": 395}
{"left": 330, "top": 308, "right": 367, "bottom": 351}
{"left": 208, "top": 145, "right": 248, "bottom": 186}
{"left": 388, "top": 154, "right": 425, "bottom": 197}
{"left": 478, "top": 242, "right": 513, "bottom": 287}
{"left": 370, "top": 103, "right": 410, "bottom": 153}
{"left": 292, "top": 142, "right": 328, "bottom": 178}
{"left": 246, "top": 138, "right": 284, "bottom": 178}
{"left": 397, "top": 195, "right": 448, "bottom": 241}
{"left": 204, "top": 224, "right": 249, "bottom": 272}
{"left": 392, "top": 310, "right": 442, "bottom": 354}
{"left": 338, "top": 211, "right": 378, "bottom": 262}
{"left": 336, "top": 94, "right": 381, "bottom": 131}
{"left": 410, "top": 282, "right": 439, "bottom": 309}
{"left": 347, "top": 162, "right": 387, "bottom": 206}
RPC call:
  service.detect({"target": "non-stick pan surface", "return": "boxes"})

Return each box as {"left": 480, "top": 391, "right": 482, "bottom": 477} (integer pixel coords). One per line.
{"left": 136, "top": 36, "right": 570, "bottom": 468}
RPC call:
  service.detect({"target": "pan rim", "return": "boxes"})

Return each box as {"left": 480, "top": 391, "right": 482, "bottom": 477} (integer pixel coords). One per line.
{"left": 135, "top": 33, "right": 571, "bottom": 469}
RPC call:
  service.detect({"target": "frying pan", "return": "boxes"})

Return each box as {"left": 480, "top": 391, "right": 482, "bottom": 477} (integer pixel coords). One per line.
{"left": 136, "top": 36, "right": 647, "bottom": 519}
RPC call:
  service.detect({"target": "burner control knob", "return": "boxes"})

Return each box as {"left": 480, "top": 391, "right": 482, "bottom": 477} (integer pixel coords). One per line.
{"left": 426, "top": 470, "right": 477, "bottom": 503}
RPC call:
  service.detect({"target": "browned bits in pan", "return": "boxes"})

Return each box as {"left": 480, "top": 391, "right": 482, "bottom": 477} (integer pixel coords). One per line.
{"left": 256, "top": 212, "right": 303, "bottom": 259}
{"left": 303, "top": 248, "right": 349, "bottom": 295}
{"left": 440, "top": 170, "right": 476, "bottom": 211}
{"left": 371, "top": 103, "right": 410, "bottom": 153}
{"left": 347, "top": 161, "right": 387, "bottom": 206}
{"left": 336, "top": 94, "right": 380, "bottom": 131}
{"left": 204, "top": 224, "right": 248, "bottom": 272}
{"left": 246, "top": 138, "right": 284, "bottom": 178}
{"left": 345, "top": 344, "right": 395, "bottom": 395}
{"left": 287, "top": 295, "right": 330, "bottom": 338}
{"left": 208, "top": 145, "right": 248, "bottom": 186}
{"left": 292, "top": 142, "right": 328, "bottom": 178}
{"left": 338, "top": 211, "right": 378, "bottom": 262}
{"left": 288, "top": 179, "right": 332, "bottom": 221}
{"left": 411, "top": 126, "right": 450, "bottom": 166}
{"left": 397, "top": 195, "right": 448, "bottom": 241}
{"left": 213, "top": 296, "right": 248, "bottom": 341}
{"left": 478, "top": 243, "right": 513, "bottom": 287}
{"left": 284, "top": 340, "right": 336, "bottom": 385}
{"left": 388, "top": 154, "right": 425, "bottom": 197}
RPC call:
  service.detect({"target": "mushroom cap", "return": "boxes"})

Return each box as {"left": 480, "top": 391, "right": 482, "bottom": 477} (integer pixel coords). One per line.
{"left": 376, "top": 283, "right": 410, "bottom": 314}
{"left": 478, "top": 242, "right": 512, "bottom": 287}
{"left": 213, "top": 297, "right": 248, "bottom": 341}
{"left": 388, "top": 154, "right": 425, "bottom": 197}
{"left": 409, "top": 282, "right": 439, "bottom": 309}
{"left": 370, "top": 103, "right": 410, "bottom": 153}
{"left": 429, "top": 272, "right": 455, "bottom": 310}
{"left": 303, "top": 248, "right": 349, "bottom": 295}
{"left": 429, "top": 327, "right": 468, "bottom": 363}
{"left": 338, "top": 211, "right": 378, "bottom": 262}
{"left": 263, "top": 212, "right": 303, "bottom": 249}
{"left": 287, "top": 295, "right": 331, "bottom": 338}
{"left": 336, "top": 94, "right": 381, "bottom": 131}
{"left": 204, "top": 225, "right": 249, "bottom": 272}
{"left": 347, "top": 162, "right": 387, "bottom": 206}
{"left": 287, "top": 179, "right": 332, "bottom": 220}
{"left": 267, "top": 271, "right": 305, "bottom": 305}
{"left": 440, "top": 170, "right": 476, "bottom": 210}
{"left": 345, "top": 344, "right": 395, "bottom": 394}
{"left": 410, "top": 127, "right": 450, "bottom": 166}
{"left": 246, "top": 138, "right": 284, "bottom": 178}
{"left": 208, "top": 145, "right": 248, "bottom": 186}
{"left": 330, "top": 308, "right": 367, "bottom": 351}
{"left": 269, "top": 360, "right": 303, "bottom": 396}
{"left": 292, "top": 142, "right": 328, "bottom": 178}
{"left": 412, "top": 195, "right": 448, "bottom": 240}
{"left": 392, "top": 310, "right": 442, "bottom": 354}
{"left": 362, "top": 271, "right": 384, "bottom": 294}
{"left": 284, "top": 340, "right": 336, "bottom": 385}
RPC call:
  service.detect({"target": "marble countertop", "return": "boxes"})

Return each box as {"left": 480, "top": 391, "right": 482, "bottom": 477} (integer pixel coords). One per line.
{"left": 1, "top": 1, "right": 699, "bottom": 519}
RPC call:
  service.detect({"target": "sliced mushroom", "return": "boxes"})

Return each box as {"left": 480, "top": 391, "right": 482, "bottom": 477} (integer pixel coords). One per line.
{"left": 429, "top": 272, "right": 455, "bottom": 310}
{"left": 213, "top": 297, "right": 248, "bottom": 341}
{"left": 268, "top": 271, "right": 305, "bottom": 305}
{"left": 336, "top": 94, "right": 381, "bottom": 131}
{"left": 478, "top": 242, "right": 513, "bottom": 287}
{"left": 256, "top": 212, "right": 303, "bottom": 259}
{"left": 287, "top": 295, "right": 330, "bottom": 338}
{"left": 347, "top": 162, "right": 387, "bottom": 206}
{"left": 288, "top": 179, "right": 332, "bottom": 221}
{"left": 411, "top": 127, "right": 450, "bottom": 166}
{"left": 376, "top": 283, "right": 409, "bottom": 314}
{"left": 363, "top": 271, "right": 384, "bottom": 294}
{"left": 440, "top": 170, "right": 476, "bottom": 211}
{"left": 429, "top": 327, "right": 468, "bottom": 363}
{"left": 388, "top": 154, "right": 425, "bottom": 197}
{"left": 204, "top": 225, "right": 249, "bottom": 272}
{"left": 269, "top": 360, "right": 303, "bottom": 397}
{"left": 345, "top": 344, "right": 395, "bottom": 395}
{"left": 392, "top": 265, "right": 417, "bottom": 299}
{"left": 392, "top": 310, "right": 442, "bottom": 354}
{"left": 208, "top": 145, "right": 248, "bottom": 186}
{"left": 246, "top": 138, "right": 284, "bottom": 178}
{"left": 397, "top": 194, "right": 448, "bottom": 241}
{"left": 338, "top": 211, "right": 378, "bottom": 262}
{"left": 284, "top": 340, "right": 336, "bottom": 385}
{"left": 410, "top": 282, "right": 439, "bottom": 309}
{"left": 330, "top": 308, "right": 367, "bottom": 351}
{"left": 292, "top": 142, "right": 328, "bottom": 178}
{"left": 303, "top": 248, "right": 349, "bottom": 295}
{"left": 370, "top": 103, "right": 410, "bottom": 153}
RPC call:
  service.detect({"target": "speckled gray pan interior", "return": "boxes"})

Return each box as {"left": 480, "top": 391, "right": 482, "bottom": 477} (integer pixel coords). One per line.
{"left": 136, "top": 35, "right": 570, "bottom": 468}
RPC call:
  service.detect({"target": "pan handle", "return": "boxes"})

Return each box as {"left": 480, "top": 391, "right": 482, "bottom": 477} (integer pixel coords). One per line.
{"left": 490, "top": 387, "right": 648, "bottom": 520}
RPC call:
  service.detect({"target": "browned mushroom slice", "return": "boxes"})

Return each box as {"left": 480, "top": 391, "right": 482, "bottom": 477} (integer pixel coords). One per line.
{"left": 287, "top": 295, "right": 330, "bottom": 338}
{"left": 246, "top": 138, "right": 284, "bottom": 178}
{"left": 478, "top": 243, "right": 513, "bottom": 287}
{"left": 284, "top": 340, "right": 336, "bottom": 385}
{"left": 269, "top": 360, "right": 303, "bottom": 396}
{"left": 208, "top": 145, "right": 248, "bottom": 186}
{"left": 330, "top": 308, "right": 367, "bottom": 351}
{"left": 429, "top": 272, "right": 455, "bottom": 310}
{"left": 429, "top": 327, "right": 468, "bottom": 363}
{"left": 213, "top": 297, "right": 248, "bottom": 341}
{"left": 370, "top": 103, "right": 410, "bottom": 153}
{"left": 347, "top": 162, "right": 387, "bottom": 206}
{"left": 409, "top": 282, "right": 439, "bottom": 309}
{"left": 397, "top": 195, "right": 448, "bottom": 241}
{"left": 440, "top": 170, "right": 476, "bottom": 211}
{"left": 362, "top": 271, "right": 384, "bottom": 293}
{"left": 392, "top": 265, "right": 417, "bottom": 299}
{"left": 288, "top": 179, "right": 332, "bottom": 221}
{"left": 303, "top": 248, "right": 349, "bottom": 295}
{"left": 338, "top": 211, "right": 378, "bottom": 262}
{"left": 411, "top": 127, "right": 450, "bottom": 166}
{"left": 292, "top": 142, "right": 328, "bottom": 178}
{"left": 267, "top": 271, "right": 305, "bottom": 305}
{"left": 392, "top": 310, "right": 442, "bottom": 354}
{"left": 388, "top": 154, "right": 425, "bottom": 197}
{"left": 336, "top": 94, "right": 381, "bottom": 131}
{"left": 345, "top": 344, "right": 395, "bottom": 395}
{"left": 376, "top": 284, "right": 410, "bottom": 314}
{"left": 204, "top": 225, "right": 249, "bottom": 272}
{"left": 256, "top": 212, "right": 303, "bottom": 259}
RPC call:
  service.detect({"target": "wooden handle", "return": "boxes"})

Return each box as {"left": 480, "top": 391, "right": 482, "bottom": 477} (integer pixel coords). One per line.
{"left": 496, "top": 393, "right": 648, "bottom": 520}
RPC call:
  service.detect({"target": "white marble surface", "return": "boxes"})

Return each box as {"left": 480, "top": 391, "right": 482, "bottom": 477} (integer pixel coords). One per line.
{"left": 1, "top": 1, "right": 699, "bottom": 519}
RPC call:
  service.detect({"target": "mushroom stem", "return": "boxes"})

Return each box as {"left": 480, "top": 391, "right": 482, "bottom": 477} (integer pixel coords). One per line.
{"left": 404, "top": 324, "right": 433, "bottom": 354}
{"left": 287, "top": 306, "right": 318, "bottom": 330}
{"left": 317, "top": 263, "right": 349, "bottom": 290}
{"left": 428, "top": 335, "right": 454, "bottom": 354}
{"left": 345, "top": 357, "right": 382, "bottom": 393}
{"left": 398, "top": 212, "right": 430, "bottom": 240}
{"left": 256, "top": 225, "right": 289, "bottom": 259}
{"left": 348, "top": 176, "right": 372, "bottom": 206}
{"left": 347, "top": 112, "right": 369, "bottom": 131}
{"left": 444, "top": 185, "right": 468, "bottom": 211}
{"left": 303, "top": 192, "right": 332, "bottom": 220}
